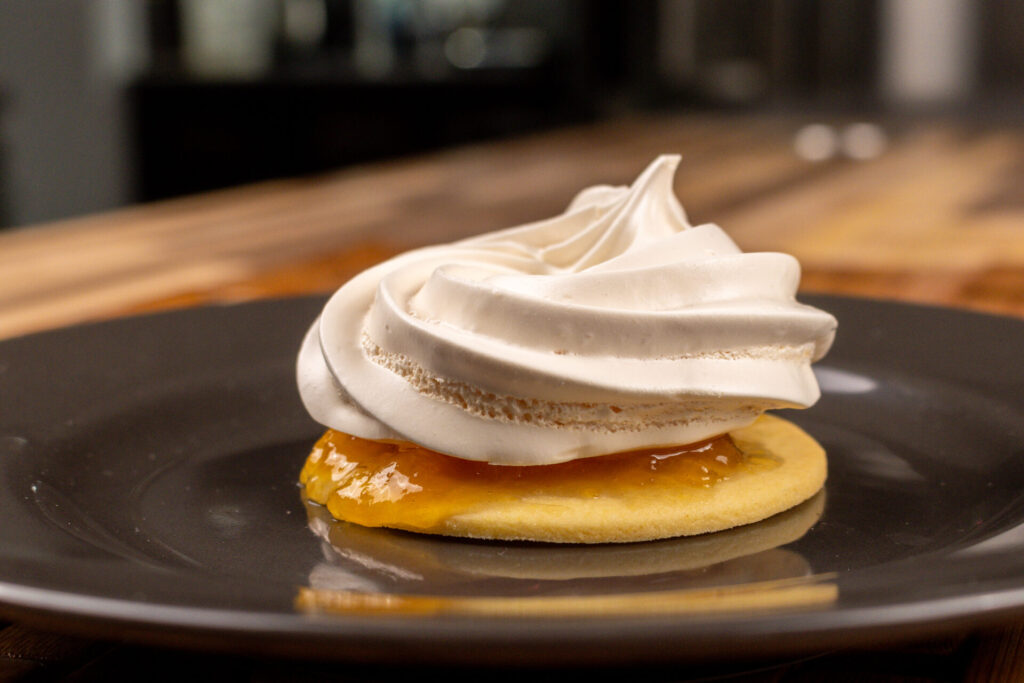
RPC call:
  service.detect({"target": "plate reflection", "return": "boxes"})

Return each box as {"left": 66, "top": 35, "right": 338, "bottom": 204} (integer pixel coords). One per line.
{"left": 297, "top": 492, "right": 836, "bottom": 617}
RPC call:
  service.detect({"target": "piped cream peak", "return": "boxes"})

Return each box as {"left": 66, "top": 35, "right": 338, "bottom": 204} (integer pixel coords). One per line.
{"left": 297, "top": 156, "right": 837, "bottom": 465}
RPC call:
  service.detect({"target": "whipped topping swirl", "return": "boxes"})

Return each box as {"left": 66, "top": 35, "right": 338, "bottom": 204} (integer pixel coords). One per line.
{"left": 298, "top": 155, "right": 836, "bottom": 465}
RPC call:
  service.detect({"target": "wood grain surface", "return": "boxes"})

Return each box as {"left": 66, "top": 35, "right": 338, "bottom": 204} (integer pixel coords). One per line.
{"left": 1, "top": 112, "right": 1023, "bottom": 680}
{"left": 3, "top": 113, "right": 1024, "bottom": 340}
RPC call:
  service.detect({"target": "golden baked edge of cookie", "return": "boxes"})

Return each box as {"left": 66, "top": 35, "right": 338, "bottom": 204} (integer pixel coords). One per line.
{"left": 300, "top": 413, "right": 826, "bottom": 544}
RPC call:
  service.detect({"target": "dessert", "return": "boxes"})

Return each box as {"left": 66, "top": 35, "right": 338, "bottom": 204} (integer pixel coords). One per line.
{"left": 297, "top": 155, "right": 837, "bottom": 543}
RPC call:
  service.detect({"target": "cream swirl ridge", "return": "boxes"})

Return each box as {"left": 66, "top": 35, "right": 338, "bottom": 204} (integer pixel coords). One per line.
{"left": 297, "top": 155, "right": 837, "bottom": 465}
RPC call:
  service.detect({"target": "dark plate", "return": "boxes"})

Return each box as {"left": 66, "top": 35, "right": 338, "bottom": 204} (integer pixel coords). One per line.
{"left": 1, "top": 295, "right": 1024, "bottom": 666}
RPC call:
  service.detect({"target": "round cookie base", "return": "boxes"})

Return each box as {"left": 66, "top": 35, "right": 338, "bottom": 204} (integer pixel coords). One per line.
{"left": 300, "top": 413, "right": 826, "bottom": 544}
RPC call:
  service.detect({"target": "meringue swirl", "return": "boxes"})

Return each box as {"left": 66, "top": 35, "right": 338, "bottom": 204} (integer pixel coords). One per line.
{"left": 297, "top": 155, "right": 837, "bottom": 465}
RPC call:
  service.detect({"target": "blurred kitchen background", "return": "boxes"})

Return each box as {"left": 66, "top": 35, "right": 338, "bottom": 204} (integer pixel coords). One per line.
{"left": 0, "top": 0, "right": 1021, "bottom": 229}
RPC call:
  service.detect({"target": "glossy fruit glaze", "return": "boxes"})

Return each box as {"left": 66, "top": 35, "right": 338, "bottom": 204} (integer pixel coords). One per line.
{"left": 300, "top": 429, "right": 778, "bottom": 532}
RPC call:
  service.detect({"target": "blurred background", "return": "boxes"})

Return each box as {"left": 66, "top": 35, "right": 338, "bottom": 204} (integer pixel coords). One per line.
{"left": 0, "top": 0, "right": 1021, "bottom": 229}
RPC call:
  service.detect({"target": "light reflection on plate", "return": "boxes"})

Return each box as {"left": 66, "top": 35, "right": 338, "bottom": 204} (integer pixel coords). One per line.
{"left": 298, "top": 491, "right": 837, "bottom": 616}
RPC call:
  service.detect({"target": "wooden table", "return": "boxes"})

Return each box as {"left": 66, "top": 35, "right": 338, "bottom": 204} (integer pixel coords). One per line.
{"left": 2, "top": 112, "right": 1023, "bottom": 680}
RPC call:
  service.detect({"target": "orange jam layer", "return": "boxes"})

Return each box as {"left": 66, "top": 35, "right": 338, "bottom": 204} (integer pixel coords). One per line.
{"left": 300, "top": 430, "right": 777, "bottom": 532}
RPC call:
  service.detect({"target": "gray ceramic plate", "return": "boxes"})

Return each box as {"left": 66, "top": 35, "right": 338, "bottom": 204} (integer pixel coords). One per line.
{"left": 1, "top": 295, "right": 1023, "bottom": 666}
